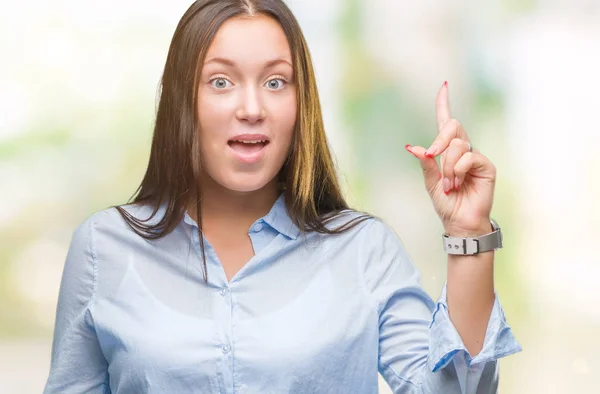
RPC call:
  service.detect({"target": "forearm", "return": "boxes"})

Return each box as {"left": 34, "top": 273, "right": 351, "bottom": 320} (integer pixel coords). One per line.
{"left": 445, "top": 222, "right": 495, "bottom": 357}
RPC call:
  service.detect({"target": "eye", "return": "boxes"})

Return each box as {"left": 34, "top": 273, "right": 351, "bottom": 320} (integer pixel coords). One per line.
{"left": 265, "top": 78, "right": 286, "bottom": 90}
{"left": 210, "top": 77, "right": 232, "bottom": 89}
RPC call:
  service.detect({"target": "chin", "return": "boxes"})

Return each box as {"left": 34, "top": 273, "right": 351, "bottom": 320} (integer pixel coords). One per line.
{"left": 215, "top": 172, "right": 277, "bottom": 194}
{"left": 223, "top": 182, "right": 267, "bottom": 193}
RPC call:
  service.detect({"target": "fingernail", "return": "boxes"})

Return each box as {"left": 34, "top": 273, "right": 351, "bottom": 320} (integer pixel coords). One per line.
{"left": 405, "top": 144, "right": 418, "bottom": 157}
{"left": 454, "top": 176, "right": 460, "bottom": 189}
{"left": 425, "top": 145, "right": 438, "bottom": 157}
{"left": 443, "top": 177, "right": 451, "bottom": 193}
{"left": 443, "top": 81, "right": 448, "bottom": 87}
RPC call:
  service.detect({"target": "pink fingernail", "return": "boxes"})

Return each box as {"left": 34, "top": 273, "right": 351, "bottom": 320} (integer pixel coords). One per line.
{"left": 425, "top": 145, "right": 438, "bottom": 157}
{"left": 405, "top": 144, "right": 418, "bottom": 157}
{"left": 443, "top": 81, "right": 448, "bottom": 87}
{"left": 454, "top": 176, "right": 460, "bottom": 189}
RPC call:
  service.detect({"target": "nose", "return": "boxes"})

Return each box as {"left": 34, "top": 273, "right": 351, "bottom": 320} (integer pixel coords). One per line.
{"left": 235, "top": 86, "right": 266, "bottom": 124}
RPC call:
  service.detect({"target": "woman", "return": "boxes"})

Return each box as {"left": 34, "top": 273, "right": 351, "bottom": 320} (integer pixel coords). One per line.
{"left": 44, "top": 0, "right": 521, "bottom": 393}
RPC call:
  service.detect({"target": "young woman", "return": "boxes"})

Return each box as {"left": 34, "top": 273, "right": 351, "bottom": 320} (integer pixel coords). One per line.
{"left": 44, "top": 1, "right": 521, "bottom": 393}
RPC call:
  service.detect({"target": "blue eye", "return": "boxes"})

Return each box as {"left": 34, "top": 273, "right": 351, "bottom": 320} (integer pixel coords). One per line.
{"left": 211, "top": 78, "right": 232, "bottom": 89}
{"left": 265, "top": 78, "right": 286, "bottom": 90}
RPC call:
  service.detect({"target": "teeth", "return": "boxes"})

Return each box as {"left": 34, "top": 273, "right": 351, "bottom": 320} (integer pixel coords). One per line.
{"left": 234, "top": 140, "right": 266, "bottom": 144}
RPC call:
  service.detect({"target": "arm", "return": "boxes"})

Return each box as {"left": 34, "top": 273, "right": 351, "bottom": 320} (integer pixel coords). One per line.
{"left": 44, "top": 214, "right": 110, "bottom": 393}
{"left": 404, "top": 80, "right": 518, "bottom": 366}
{"left": 445, "top": 222, "right": 496, "bottom": 356}
{"left": 363, "top": 219, "right": 521, "bottom": 394}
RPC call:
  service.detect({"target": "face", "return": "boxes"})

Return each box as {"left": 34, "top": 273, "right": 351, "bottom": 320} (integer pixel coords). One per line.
{"left": 197, "top": 14, "right": 297, "bottom": 194}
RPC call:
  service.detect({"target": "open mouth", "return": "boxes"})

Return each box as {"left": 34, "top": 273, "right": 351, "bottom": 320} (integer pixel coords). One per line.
{"left": 227, "top": 138, "right": 270, "bottom": 164}
{"left": 227, "top": 139, "right": 269, "bottom": 154}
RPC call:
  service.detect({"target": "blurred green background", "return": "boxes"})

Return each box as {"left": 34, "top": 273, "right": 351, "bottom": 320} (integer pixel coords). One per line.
{"left": 1, "top": 0, "right": 599, "bottom": 392}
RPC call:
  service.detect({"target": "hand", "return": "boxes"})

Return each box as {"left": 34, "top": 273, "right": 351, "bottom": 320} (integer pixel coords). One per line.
{"left": 405, "top": 82, "right": 496, "bottom": 236}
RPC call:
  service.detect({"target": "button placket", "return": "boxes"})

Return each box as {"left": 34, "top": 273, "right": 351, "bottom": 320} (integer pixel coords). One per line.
{"left": 215, "top": 282, "right": 234, "bottom": 391}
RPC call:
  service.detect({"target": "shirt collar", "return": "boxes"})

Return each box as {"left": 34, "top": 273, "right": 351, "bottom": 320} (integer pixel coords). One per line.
{"left": 262, "top": 192, "right": 299, "bottom": 240}
{"left": 182, "top": 210, "right": 198, "bottom": 228}
{"left": 182, "top": 192, "right": 299, "bottom": 240}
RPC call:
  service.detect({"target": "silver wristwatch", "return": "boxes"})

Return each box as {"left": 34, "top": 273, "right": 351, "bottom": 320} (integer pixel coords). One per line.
{"left": 442, "top": 219, "right": 503, "bottom": 255}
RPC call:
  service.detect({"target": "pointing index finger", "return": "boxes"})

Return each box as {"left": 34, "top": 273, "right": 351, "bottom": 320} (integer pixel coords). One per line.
{"left": 436, "top": 81, "right": 451, "bottom": 131}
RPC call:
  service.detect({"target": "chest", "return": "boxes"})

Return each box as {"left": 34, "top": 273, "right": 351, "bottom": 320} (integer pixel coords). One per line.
{"left": 91, "top": 243, "right": 377, "bottom": 393}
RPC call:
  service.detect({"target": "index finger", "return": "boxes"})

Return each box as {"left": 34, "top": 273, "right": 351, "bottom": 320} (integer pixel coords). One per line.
{"left": 436, "top": 81, "right": 451, "bottom": 131}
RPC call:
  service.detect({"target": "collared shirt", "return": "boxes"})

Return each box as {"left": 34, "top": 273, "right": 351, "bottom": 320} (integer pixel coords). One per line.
{"left": 44, "top": 192, "right": 521, "bottom": 393}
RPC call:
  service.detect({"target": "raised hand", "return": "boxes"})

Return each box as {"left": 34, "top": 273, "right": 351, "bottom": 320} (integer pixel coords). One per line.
{"left": 405, "top": 82, "right": 495, "bottom": 235}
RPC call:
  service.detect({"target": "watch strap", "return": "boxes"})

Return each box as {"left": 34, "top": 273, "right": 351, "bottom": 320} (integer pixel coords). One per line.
{"left": 442, "top": 220, "right": 503, "bottom": 255}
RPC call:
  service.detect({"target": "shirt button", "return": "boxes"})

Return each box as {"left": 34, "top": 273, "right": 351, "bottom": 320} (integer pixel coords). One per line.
{"left": 222, "top": 345, "right": 230, "bottom": 354}
{"left": 220, "top": 287, "right": 228, "bottom": 296}
{"left": 251, "top": 223, "right": 263, "bottom": 232}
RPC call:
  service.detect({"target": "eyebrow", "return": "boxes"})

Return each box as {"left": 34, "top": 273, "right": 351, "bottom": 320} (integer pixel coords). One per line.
{"left": 204, "top": 57, "right": 292, "bottom": 68}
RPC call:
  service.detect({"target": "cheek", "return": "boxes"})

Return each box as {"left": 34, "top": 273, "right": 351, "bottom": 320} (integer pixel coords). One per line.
{"left": 197, "top": 91, "right": 234, "bottom": 145}
{"left": 267, "top": 93, "right": 297, "bottom": 140}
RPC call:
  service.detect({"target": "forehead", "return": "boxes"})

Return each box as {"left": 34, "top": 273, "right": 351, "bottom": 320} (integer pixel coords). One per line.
{"left": 205, "top": 14, "right": 292, "bottom": 63}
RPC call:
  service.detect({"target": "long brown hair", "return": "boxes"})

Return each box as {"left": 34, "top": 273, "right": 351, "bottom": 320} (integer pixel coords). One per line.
{"left": 114, "top": 0, "right": 373, "bottom": 282}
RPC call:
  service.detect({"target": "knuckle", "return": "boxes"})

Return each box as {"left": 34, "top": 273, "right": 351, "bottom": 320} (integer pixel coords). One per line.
{"left": 454, "top": 153, "right": 470, "bottom": 173}
{"left": 465, "top": 151, "right": 475, "bottom": 163}
{"left": 447, "top": 118, "right": 460, "bottom": 131}
{"left": 449, "top": 138, "right": 463, "bottom": 148}
{"left": 438, "top": 117, "right": 458, "bottom": 131}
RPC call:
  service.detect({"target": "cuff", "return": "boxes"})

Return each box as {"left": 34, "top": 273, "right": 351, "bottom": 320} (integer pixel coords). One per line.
{"left": 427, "top": 283, "right": 522, "bottom": 373}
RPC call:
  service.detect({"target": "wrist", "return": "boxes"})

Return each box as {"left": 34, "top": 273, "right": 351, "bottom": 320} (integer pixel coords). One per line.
{"left": 443, "top": 219, "right": 493, "bottom": 238}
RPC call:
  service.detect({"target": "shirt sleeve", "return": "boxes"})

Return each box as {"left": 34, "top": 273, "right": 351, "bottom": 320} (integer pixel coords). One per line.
{"left": 360, "top": 219, "right": 522, "bottom": 394}
{"left": 44, "top": 213, "right": 111, "bottom": 394}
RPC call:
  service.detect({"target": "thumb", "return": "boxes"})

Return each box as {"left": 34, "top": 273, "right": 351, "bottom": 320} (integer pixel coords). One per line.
{"left": 405, "top": 144, "right": 441, "bottom": 192}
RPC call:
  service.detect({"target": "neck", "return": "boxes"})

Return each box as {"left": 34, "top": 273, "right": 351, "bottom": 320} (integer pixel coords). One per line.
{"left": 188, "top": 178, "right": 281, "bottom": 233}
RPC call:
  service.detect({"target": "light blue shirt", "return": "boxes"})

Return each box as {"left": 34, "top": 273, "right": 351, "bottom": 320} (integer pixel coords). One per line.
{"left": 44, "top": 192, "right": 521, "bottom": 393}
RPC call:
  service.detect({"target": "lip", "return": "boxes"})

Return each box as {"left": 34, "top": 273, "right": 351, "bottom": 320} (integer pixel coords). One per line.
{"left": 227, "top": 133, "right": 270, "bottom": 164}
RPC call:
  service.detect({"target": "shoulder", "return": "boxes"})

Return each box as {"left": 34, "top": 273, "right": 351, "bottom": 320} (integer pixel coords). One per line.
{"left": 351, "top": 215, "right": 407, "bottom": 254}
{"left": 321, "top": 209, "right": 378, "bottom": 232}
{"left": 319, "top": 209, "right": 404, "bottom": 251}
{"left": 68, "top": 203, "right": 164, "bottom": 255}
{"left": 324, "top": 209, "right": 398, "bottom": 236}
{"left": 85, "top": 202, "right": 162, "bottom": 232}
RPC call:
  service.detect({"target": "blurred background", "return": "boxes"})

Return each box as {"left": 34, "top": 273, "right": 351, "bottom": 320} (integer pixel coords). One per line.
{"left": 1, "top": 0, "right": 599, "bottom": 392}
